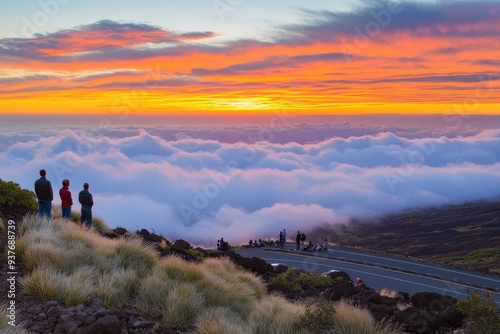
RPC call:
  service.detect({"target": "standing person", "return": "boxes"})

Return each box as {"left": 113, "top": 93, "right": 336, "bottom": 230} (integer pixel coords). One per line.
{"left": 34, "top": 169, "right": 53, "bottom": 219}
{"left": 301, "top": 232, "right": 306, "bottom": 249}
{"left": 59, "top": 179, "right": 73, "bottom": 219}
{"left": 282, "top": 229, "right": 287, "bottom": 248}
{"left": 296, "top": 231, "right": 301, "bottom": 251}
{"left": 78, "top": 183, "right": 93, "bottom": 229}
{"left": 279, "top": 230, "right": 283, "bottom": 248}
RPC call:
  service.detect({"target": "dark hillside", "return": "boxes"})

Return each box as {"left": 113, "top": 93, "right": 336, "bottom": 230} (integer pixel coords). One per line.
{"left": 311, "top": 201, "right": 500, "bottom": 274}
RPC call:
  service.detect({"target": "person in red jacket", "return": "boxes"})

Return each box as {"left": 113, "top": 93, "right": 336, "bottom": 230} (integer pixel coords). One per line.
{"left": 59, "top": 179, "right": 73, "bottom": 219}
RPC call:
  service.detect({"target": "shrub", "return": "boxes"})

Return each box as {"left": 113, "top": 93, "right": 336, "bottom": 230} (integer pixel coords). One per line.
{"left": 270, "top": 269, "right": 333, "bottom": 292}
{"left": 186, "top": 248, "right": 205, "bottom": 260}
{"left": 457, "top": 292, "right": 500, "bottom": 334}
{"left": 300, "top": 302, "right": 336, "bottom": 333}
{"left": 0, "top": 179, "right": 37, "bottom": 210}
{"left": 269, "top": 269, "right": 303, "bottom": 292}
{"left": 298, "top": 272, "right": 333, "bottom": 290}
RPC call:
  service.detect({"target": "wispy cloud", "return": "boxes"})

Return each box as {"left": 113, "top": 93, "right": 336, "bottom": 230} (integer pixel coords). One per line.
{"left": 0, "top": 1, "right": 499, "bottom": 113}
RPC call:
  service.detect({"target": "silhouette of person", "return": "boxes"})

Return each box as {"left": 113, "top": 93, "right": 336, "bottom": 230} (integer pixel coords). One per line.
{"left": 34, "top": 169, "right": 53, "bottom": 219}
{"left": 78, "top": 183, "right": 93, "bottom": 229}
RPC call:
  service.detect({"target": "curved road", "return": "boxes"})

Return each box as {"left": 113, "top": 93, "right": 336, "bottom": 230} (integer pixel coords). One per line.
{"left": 236, "top": 245, "right": 500, "bottom": 304}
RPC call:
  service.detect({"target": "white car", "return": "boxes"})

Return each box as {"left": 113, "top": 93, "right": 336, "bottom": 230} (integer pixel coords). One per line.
{"left": 322, "top": 269, "right": 339, "bottom": 276}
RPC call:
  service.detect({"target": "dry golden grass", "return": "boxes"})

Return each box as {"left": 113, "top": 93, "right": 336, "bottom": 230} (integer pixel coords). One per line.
{"left": 329, "top": 300, "right": 404, "bottom": 334}
{"left": 195, "top": 307, "right": 250, "bottom": 334}
{"left": 379, "top": 288, "right": 399, "bottom": 299}
{"left": 249, "top": 294, "right": 310, "bottom": 334}
{"left": 15, "top": 214, "right": 405, "bottom": 333}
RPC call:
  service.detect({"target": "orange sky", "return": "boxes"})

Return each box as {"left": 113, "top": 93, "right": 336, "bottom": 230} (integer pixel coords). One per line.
{"left": 1, "top": 1, "right": 499, "bottom": 115}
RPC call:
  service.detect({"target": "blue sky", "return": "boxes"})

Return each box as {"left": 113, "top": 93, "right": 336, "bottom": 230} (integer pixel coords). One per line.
{"left": 2, "top": 0, "right": 363, "bottom": 39}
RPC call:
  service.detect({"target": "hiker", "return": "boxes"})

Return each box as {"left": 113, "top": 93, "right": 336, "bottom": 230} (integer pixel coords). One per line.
{"left": 354, "top": 277, "right": 364, "bottom": 287}
{"left": 307, "top": 240, "right": 314, "bottom": 252}
{"left": 279, "top": 230, "right": 283, "bottom": 248}
{"left": 322, "top": 239, "right": 328, "bottom": 251}
{"left": 301, "top": 233, "right": 306, "bottom": 250}
{"left": 217, "top": 240, "right": 221, "bottom": 250}
{"left": 249, "top": 239, "right": 253, "bottom": 247}
{"left": 296, "top": 231, "right": 301, "bottom": 251}
{"left": 78, "top": 182, "right": 94, "bottom": 229}
{"left": 34, "top": 169, "right": 53, "bottom": 219}
{"left": 59, "top": 179, "right": 73, "bottom": 219}
{"left": 282, "top": 229, "right": 287, "bottom": 248}
{"left": 220, "top": 237, "right": 230, "bottom": 251}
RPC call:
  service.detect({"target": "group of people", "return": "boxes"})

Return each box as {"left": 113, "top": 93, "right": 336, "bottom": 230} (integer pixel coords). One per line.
{"left": 34, "top": 169, "right": 94, "bottom": 228}
{"left": 295, "top": 230, "right": 328, "bottom": 252}
{"left": 248, "top": 239, "right": 264, "bottom": 247}
{"left": 217, "top": 238, "right": 230, "bottom": 251}
{"left": 304, "top": 239, "right": 329, "bottom": 252}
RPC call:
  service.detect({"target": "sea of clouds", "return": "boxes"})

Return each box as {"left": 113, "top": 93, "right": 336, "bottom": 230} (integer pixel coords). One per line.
{"left": 1, "top": 116, "right": 500, "bottom": 247}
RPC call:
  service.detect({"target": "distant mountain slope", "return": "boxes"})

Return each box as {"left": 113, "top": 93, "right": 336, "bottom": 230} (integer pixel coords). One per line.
{"left": 312, "top": 201, "right": 500, "bottom": 274}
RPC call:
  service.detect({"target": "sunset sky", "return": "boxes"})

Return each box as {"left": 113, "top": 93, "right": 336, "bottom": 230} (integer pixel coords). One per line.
{"left": 1, "top": 0, "right": 499, "bottom": 115}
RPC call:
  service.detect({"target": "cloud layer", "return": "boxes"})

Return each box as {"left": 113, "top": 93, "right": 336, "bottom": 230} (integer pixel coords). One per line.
{"left": 2, "top": 118, "right": 500, "bottom": 246}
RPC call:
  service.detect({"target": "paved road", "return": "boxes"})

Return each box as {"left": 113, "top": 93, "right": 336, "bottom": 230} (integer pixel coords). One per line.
{"left": 236, "top": 246, "right": 500, "bottom": 304}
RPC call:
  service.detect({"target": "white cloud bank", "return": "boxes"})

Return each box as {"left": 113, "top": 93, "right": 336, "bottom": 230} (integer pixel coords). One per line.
{"left": 1, "top": 122, "right": 500, "bottom": 247}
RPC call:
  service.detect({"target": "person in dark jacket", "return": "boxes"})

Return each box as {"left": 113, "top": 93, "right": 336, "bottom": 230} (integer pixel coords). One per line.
{"left": 34, "top": 169, "right": 53, "bottom": 219}
{"left": 296, "top": 231, "right": 301, "bottom": 251}
{"left": 78, "top": 183, "right": 94, "bottom": 229}
{"left": 59, "top": 179, "right": 73, "bottom": 219}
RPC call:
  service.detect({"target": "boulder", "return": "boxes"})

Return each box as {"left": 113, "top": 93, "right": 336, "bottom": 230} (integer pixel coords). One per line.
{"left": 323, "top": 281, "right": 358, "bottom": 301}
{"left": 172, "top": 239, "right": 192, "bottom": 251}
{"left": 440, "top": 305, "right": 464, "bottom": 328}
{"left": 242, "top": 256, "right": 271, "bottom": 274}
{"left": 410, "top": 292, "right": 457, "bottom": 313}
{"left": 80, "top": 315, "right": 123, "bottom": 334}
{"left": 113, "top": 227, "right": 128, "bottom": 235}
{"left": 395, "top": 307, "right": 443, "bottom": 334}
{"left": 324, "top": 270, "right": 351, "bottom": 283}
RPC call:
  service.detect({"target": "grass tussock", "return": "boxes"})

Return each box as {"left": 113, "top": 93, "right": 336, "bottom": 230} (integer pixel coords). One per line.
{"left": 249, "top": 294, "right": 310, "bottom": 334}
{"left": 328, "top": 300, "right": 403, "bottom": 334}
{"left": 195, "top": 308, "right": 251, "bottom": 334}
